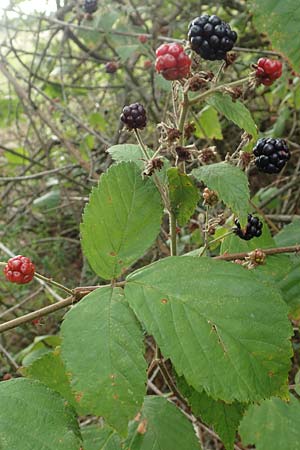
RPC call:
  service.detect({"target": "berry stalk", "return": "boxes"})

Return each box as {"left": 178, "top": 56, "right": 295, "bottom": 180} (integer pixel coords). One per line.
{"left": 188, "top": 75, "right": 250, "bottom": 106}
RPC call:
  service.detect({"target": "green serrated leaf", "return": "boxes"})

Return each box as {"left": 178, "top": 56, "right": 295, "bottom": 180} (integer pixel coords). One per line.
{"left": 81, "top": 425, "right": 121, "bottom": 450}
{"left": 192, "top": 163, "right": 250, "bottom": 225}
{"left": 278, "top": 259, "right": 300, "bottom": 319}
{"left": 248, "top": 0, "right": 300, "bottom": 72}
{"left": 207, "top": 93, "right": 257, "bottom": 139}
{"left": 195, "top": 106, "right": 223, "bottom": 140}
{"left": 22, "top": 350, "right": 78, "bottom": 412}
{"left": 295, "top": 370, "right": 300, "bottom": 396}
{"left": 81, "top": 162, "right": 163, "bottom": 280}
{"left": 275, "top": 219, "right": 300, "bottom": 247}
{"left": 167, "top": 168, "right": 199, "bottom": 226}
{"left": 61, "top": 287, "right": 147, "bottom": 436}
{"left": 239, "top": 395, "right": 300, "bottom": 450}
{"left": 125, "top": 257, "right": 292, "bottom": 403}
{"left": 0, "top": 379, "right": 81, "bottom": 450}
{"left": 124, "top": 396, "right": 201, "bottom": 450}
{"left": 107, "top": 144, "right": 152, "bottom": 169}
{"left": 178, "top": 377, "right": 246, "bottom": 450}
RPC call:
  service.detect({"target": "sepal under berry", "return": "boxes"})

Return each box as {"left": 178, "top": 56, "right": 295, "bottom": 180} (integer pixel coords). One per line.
{"left": 188, "top": 14, "right": 237, "bottom": 61}
{"left": 120, "top": 103, "right": 147, "bottom": 130}
{"left": 234, "top": 214, "right": 263, "bottom": 241}
{"left": 4, "top": 255, "right": 35, "bottom": 284}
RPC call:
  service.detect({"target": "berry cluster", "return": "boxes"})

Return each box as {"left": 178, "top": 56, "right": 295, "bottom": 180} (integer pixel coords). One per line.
{"left": 120, "top": 103, "right": 147, "bottom": 130}
{"left": 234, "top": 215, "right": 263, "bottom": 241}
{"left": 188, "top": 14, "right": 237, "bottom": 61}
{"left": 155, "top": 43, "right": 191, "bottom": 81}
{"left": 83, "top": 0, "right": 97, "bottom": 13}
{"left": 253, "top": 138, "right": 290, "bottom": 174}
{"left": 255, "top": 58, "right": 282, "bottom": 86}
{"left": 4, "top": 255, "right": 35, "bottom": 284}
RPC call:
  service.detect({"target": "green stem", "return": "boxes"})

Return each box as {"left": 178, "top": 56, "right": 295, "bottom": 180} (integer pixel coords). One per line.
{"left": 199, "top": 230, "right": 235, "bottom": 257}
{"left": 188, "top": 76, "right": 250, "bottom": 106}
{"left": 134, "top": 129, "right": 171, "bottom": 212}
{"left": 169, "top": 212, "right": 177, "bottom": 256}
{"left": 177, "top": 92, "right": 190, "bottom": 173}
{"left": 178, "top": 92, "right": 189, "bottom": 146}
{"left": 34, "top": 273, "right": 74, "bottom": 295}
{"left": 133, "top": 129, "right": 151, "bottom": 160}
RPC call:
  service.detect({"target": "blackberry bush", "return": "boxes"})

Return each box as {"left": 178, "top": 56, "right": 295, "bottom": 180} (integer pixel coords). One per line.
{"left": 188, "top": 14, "right": 237, "bottom": 60}
{"left": 1, "top": 5, "right": 300, "bottom": 450}
{"left": 253, "top": 138, "right": 290, "bottom": 173}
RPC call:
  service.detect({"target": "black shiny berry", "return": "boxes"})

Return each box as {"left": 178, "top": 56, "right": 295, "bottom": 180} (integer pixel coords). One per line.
{"left": 84, "top": 0, "right": 97, "bottom": 14}
{"left": 234, "top": 214, "right": 263, "bottom": 241}
{"left": 253, "top": 138, "right": 290, "bottom": 174}
{"left": 120, "top": 103, "right": 147, "bottom": 130}
{"left": 188, "top": 15, "right": 237, "bottom": 60}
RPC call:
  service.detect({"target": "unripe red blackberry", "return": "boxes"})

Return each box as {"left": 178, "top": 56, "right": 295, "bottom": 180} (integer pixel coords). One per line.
{"left": 105, "top": 61, "right": 118, "bottom": 74}
{"left": 138, "top": 35, "right": 148, "bottom": 44}
{"left": 155, "top": 43, "right": 191, "bottom": 81}
{"left": 83, "top": 0, "right": 97, "bottom": 13}
{"left": 234, "top": 214, "right": 263, "bottom": 241}
{"left": 3, "top": 255, "right": 35, "bottom": 284}
{"left": 255, "top": 58, "right": 282, "bottom": 86}
{"left": 188, "top": 14, "right": 237, "bottom": 61}
{"left": 120, "top": 103, "right": 147, "bottom": 130}
{"left": 253, "top": 138, "right": 290, "bottom": 174}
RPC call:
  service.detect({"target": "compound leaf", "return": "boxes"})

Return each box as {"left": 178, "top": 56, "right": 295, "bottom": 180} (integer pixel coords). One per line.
{"left": 239, "top": 395, "right": 300, "bottom": 450}
{"left": 125, "top": 257, "right": 292, "bottom": 403}
{"left": 192, "top": 163, "right": 249, "bottom": 225}
{"left": 81, "top": 162, "right": 163, "bottom": 280}
{"left": 168, "top": 168, "right": 199, "bottom": 226}
{"left": 178, "top": 377, "right": 246, "bottom": 450}
{"left": 61, "top": 287, "right": 147, "bottom": 436}
{"left": 124, "top": 396, "right": 201, "bottom": 450}
{"left": 0, "top": 378, "right": 81, "bottom": 450}
{"left": 81, "top": 425, "right": 121, "bottom": 450}
{"left": 207, "top": 93, "right": 257, "bottom": 139}
{"left": 22, "top": 350, "right": 78, "bottom": 411}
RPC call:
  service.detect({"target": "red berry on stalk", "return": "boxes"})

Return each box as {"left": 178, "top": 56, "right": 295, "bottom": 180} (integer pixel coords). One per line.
{"left": 3, "top": 255, "right": 35, "bottom": 284}
{"left": 105, "top": 61, "right": 119, "bottom": 74}
{"left": 155, "top": 43, "right": 191, "bottom": 81}
{"left": 144, "top": 59, "right": 152, "bottom": 69}
{"left": 138, "top": 34, "right": 148, "bottom": 44}
{"left": 255, "top": 58, "right": 282, "bottom": 86}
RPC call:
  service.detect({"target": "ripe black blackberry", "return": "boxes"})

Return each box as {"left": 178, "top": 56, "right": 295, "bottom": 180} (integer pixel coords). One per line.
{"left": 253, "top": 138, "right": 290, "bottom": 174}
{"left": 120, "top": 103, "right": 147, "bottom": 130}
{"left": 188, "top": 14, "right": 237, "bottom": 61}
{"left": 84, "top": 0, "right": 97, "bottom": 14}
{"left": 234, "top": 214, "right": 263, "bottom": 241}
